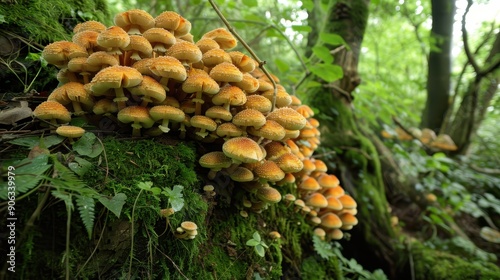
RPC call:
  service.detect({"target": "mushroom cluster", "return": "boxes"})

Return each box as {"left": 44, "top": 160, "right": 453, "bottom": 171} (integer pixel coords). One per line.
{"left": 34, "top": 8, "right": 358, "bottom": 240}
{"left": 383, "top": 127, "right": 458, "bottom": 151}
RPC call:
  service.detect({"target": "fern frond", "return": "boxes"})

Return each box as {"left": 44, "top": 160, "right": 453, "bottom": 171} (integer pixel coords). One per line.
{"left": 76, "top": 195, "right": 95, "bottom": 239}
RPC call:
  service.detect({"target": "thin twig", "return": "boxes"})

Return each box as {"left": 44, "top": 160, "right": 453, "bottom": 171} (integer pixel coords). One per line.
{"left": 155, "top": 249, "right": 190, "bottom": 280}
{"left": 207, "top": 0, "right": 279, "bottom": 111}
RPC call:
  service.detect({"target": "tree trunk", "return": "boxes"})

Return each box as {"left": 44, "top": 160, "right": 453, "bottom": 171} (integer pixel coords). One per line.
{"left": 420, "top": 0, "right": 456, "bottom": 131}
{"left": 448, "top": 31, "right": 500, "bottom": 154}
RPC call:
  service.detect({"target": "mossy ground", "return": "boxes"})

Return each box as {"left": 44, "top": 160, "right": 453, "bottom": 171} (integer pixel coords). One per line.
{"left": 1, "top": 136, "right": 342, "bottom": 279}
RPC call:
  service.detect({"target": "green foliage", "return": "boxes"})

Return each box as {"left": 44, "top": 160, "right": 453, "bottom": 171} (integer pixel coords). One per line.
{"left": 246, "top": 231, "right": 269, "bottom": 257}
{"left": 312, "top": 235, "right": 336, "bottom": 259}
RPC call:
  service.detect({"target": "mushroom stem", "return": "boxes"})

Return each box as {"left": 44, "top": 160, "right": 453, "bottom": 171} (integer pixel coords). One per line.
{"left": 196, "top": 128, "right": 208, "bottom": 138}
{"left": 114, "top": 87, "right": 128, "bottom": 110}
{"left": 71, "top": 101, "right": 85, "bottom": 116}
{"left": 131, "top": 123, "right": 143, "bottom": 137}
{"left": 159, "top": 77, "right": 170, "bottom": 91}
{"left": 158, "top": 119, "right": 171, "bottom": 133}
{"left": 194, "top": 91, "right": 204, "bottom": 115}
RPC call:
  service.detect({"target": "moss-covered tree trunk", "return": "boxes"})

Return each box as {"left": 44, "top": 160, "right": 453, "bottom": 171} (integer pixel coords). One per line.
{"left": 303, "top": 0, "right": 398, "bottom": 275}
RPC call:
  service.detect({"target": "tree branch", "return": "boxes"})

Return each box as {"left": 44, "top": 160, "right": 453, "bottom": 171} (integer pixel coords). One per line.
{"left": 462, "top": 0, "right": 481, "bottom": 73}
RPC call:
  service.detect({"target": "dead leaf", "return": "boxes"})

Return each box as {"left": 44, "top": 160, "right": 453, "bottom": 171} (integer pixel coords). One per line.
{"left": 0, "top": 101, "right": 32, "bottom": 125}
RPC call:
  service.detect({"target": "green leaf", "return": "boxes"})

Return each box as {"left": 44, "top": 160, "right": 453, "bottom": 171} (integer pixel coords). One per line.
{"left": 0, "top": 155, "right": 51, "bottom": 199}
{"left": 98, "top": 193, "right": 126, "bottom": 218}
{"left": 242, "top": 0, "right": 258, "bottom": 7}
{"left": 68, "top": 156, "right": 92, "bottom": 176}
{"left": 72, "top": 132, "right": 103, "bottom": 158}
{"left": 301, "top": 0, "right": 314, "bottom": 11}
{"left": 137, "top": 181, "right": 153, "bottom": 190}
{"left": 162, "top": 185, "right": 185, "bottom": 211}
{"left": 246, "top": 239, "right": 260, "bottom": 246}
{"left": 312, "top": 235, "right": 335, "bottom": 259}
{"left": 308, "top": 64, "right": 344, "bottom": 82}
{"left": 8, "top": 135, "right": 64, "bottom": 149}
{"left": 150, "top": 187, "right": 162, "bottom": 196}
{"left": 253, "top": 231, "right": 261, "bottom": 242}
{"left": 255, "top": 244, "right": 265, "bottom": 257}
{"left": 319, "top": 32, "right": 347, "bottom": 47}
{"left": 312, "top": 46, "right": 334, "bottom": 64}
{"left": 0, "top": 14, "right": 6, "bottom": 24}
{"left": 51, "top": 190, "right": 74, "bottom": 210}
{"left": 76, "top": 195, "right": 95, "bottom": 239}
{"left": 291, "top": 25, "right": 312, "bottom": 32}
{"left": 274, "top": 58, "right": 290, "bottom": 73}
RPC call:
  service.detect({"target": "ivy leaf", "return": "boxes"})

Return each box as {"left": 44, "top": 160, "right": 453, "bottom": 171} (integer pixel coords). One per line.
{"left": 312, "top": 46, "right": 334, "bottom": 64}
{"left": 246, "top": 239, "right": 260, "bottom": 246}
{"left": 308, "top": 63, "right": 343, "bottom": 82}
{"left": 0, "top": 155, "right": 51, "bottom": 199}
{"left": 255, "top": 244, "right": 265, "bottom": 257}
{"left": 253, "top": 231, "right": 261, "bottom": 242}
{"left": 68, "top": 156, "right": 92, "bottom": 176}
{"left": 312, "top": 235, "right": 335, "bottom": 259}
{"left": 162, "top": 185, "right": 185, "bottom": 212}
{"left": 76, "top": 195, "right": 95, "bottom": 239}
{"left": 98, "top": 193, "right": 126, "bottom": 218}
{"left": 73, "top": 132, "right": 103, "bottom": 158}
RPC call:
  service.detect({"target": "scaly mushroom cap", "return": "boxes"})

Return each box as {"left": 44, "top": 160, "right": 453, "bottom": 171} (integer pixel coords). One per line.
{"left": 93, "top": 98, "right": 118, "bottom": 115}
{"left": 149, "top": 56, "right": 187, "bottom": 82}
{"left": 182, "top": 74, "right": 220, "bottom": 95}
{"left": 299, "top": 177, "right": 321, "bottom": 192}
{"left": 123, "top": 35, "right": 153, "bottom": 61}
{"left": 233, "top": 73, "right": 259, "bottom": 93}
{"left": 166, "top": 40, "right": 202, "bottom": 64}
{"left": 42, "top": 41, "right": 88, "bottom": 68}
{"left": 33, "top": 101, "right": 71, "bottom": 124}
{"left": 256, "top": 186, "right": 282, "bottom": 204}
{"left": 254, "top": 160, "right": 285, "bottom": 182}
{"left": 320, "top": 213, "right": 342, "bottom": 229}
{"left": 314, "top": 159, "right": 328, "bottom": 172}
{"left": 290, "top": 95, "right": 302, "bottom": 107}
{"left": 195, "top": 38, "right": 220, "bottom": 54}
{"left": 209, "top": 62, "right": 243, "bottom": 83}
{"left": 180, "top": 221, "right": 198, "bottom": 233}
{"left": 155, "top": 11, "right": 191, "bottom": 36}
{"left": 323, "top": 186, "right": 345, "bottom": 199}
{"left": 149, "top": 105, "right": 185, "bottom": 132}
{"left": 222, "top": 137, "right": 264, "bottom": 164}
{"left": 232, "top": 108, "right": 266, "bottom": 129}
{"left": 86, "top": 51, "right": 119, "bottom": 69}
{"left": 56, "top": 125, "right": 85, "bottom": 139}
{"left": 264, "top": 141, "right": 290, "bottom": 161}
{"left": 96, "top": 26, "right": 130, "bottom": 55}
{"left": 68, "top": 57, "right": 100, "bottom": 74}
{"left": 262, "top": 87, "right": 293, "bottom": 108}
{"left": 216, "top": 122, "right": 243, "bottom": 139}
{"left": 114, "top": 9, "right": 155, "bottom": 35}
{"left": 142, "top": 28, "right": 176, "bottom": 53}
{"left": 128, "top": 75, "right": 166, "bottom": 105}
{"left": 199, "top": 151, "right": 232, "bottom": 171}
{"left": 248, "top": 119, "right": 286, "bottom": 141}
{"left": 211, "top": 85, "right": 247, "bottom": 111}
{"left": 266, "top": 107, "right": 307, "bottom": 131}
{"left": 274, "top": 152, "right": 304, "bottom": 173}
{"left": 230, "top": 166, "right": 255, "bottom": 182}
{"left": 205, "top": 106, "right": 233, "bottom": 123}
{"left": 190, "top": 115, "right": 217, "bottom": 137}
{"left": 117, "top": 106, "right": 154, "bottom": 126}
{"left": 202, "top": 28, "right": 237, "bottom": 50}
{"left": 296, "top": 104, "right": 315, "bottom": 118}
{"left": 73, "top": 20, "right": 107, "bottom": 33}
{"left": 243, "top": 95, "right": 272, "bottom": 114}
{"left": 257, "top": 78, "right": 273, "bottom": 92}
{"left": 202, "top": 49, "right": 231, "bottom": 68}
{"left": 90, "top": 65, "right": 143, "bottom": 94}
{"left": 63, "top": 82, "right": 94, "bottom": 113}
{"left": 72, "top": 30, "right": 101, "bottom": 53}
{"left": 228, "top": 51, "right": 256, "bottom": 73}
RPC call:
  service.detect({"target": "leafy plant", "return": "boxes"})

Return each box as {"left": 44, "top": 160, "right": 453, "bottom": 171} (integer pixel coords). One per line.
{"left": 246, "top": 231, "right": 269, "bottom": 257}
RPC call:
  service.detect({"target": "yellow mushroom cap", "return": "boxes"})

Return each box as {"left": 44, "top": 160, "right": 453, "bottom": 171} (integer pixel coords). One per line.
{"left": 114, "top": 9, "right": 155, "bottom": 35}
{"left": 205, "top": 106, "right": 233, "bottom": 123}
{"left": 166, "top": 40, "right": 202, "bottom": 64}
{"left": 86, "top": 51, "right": 119, "bottom": 69}
{"left": 262, "top": 87, "right": 293, "bottom": 108}
{"left": 232, "top": 108, "right": 266, "bottom": 129}
{"left": 243, "top": 94, "right": 272, "bottom": 114}
{"left": 123, "top": 35, "right": 153, "bottom": 60}
{"left": 420, "top": 128, "right": 437, "bottom": 144}
{"left": 211, "top": 85, "right": 247, "bottom": 111}
{"left": 228, "top": 51, "right": 255, "bottom": 73}
{"left": 209, "top": 62, "right": 243, "bottom": 83}
{"left": 42, "top": 41, "right": 88, "bottom": 68}
{"left": 56, "top": 125, "right": 85, "bottom": 138}
{"left": 202, "top": 48, "right": 232, "bottom": 68}
{"left": 338, "top": 194, "right": 357, "bottom": 209}
{"left": 430, "top": 134, "right": 458, "bottom": 151}
{"left": 325, "top": 195, "right": 343, "bottom": 211}
{"left": 317, "top": 174, "right": 340, "bottom": 189}
{"left": 199, "top": 151, "right": 232, "bottom": 171}
{"left": 256, "top": 186, "right": 282, "bottom": 204}
{"left": 340, "top": 213, "right": 358, "bottom": 227}
{"left": 93, "top": 98, "right": 118, "bottom": 115}
{"left": 264, "top": 141, "right": 290, "bottom": 161}
{"left": 33, "top": 101, "right": 71, "bottom": 124}
{"left": 180, "top": 221, "right": 198, "bottom": 232}
{"left": 96, "top": 26, "right": 130, "bottom": 54}
{"left": 254, "top": 160, "right": 285, "bottom": 182}
{"left": 195, "top": 38, "right": 220, "bottom": 54}
{"left": 266, "top": 107, "right": 307, "bottom": 131}
{"left": 190, "top": 115, "right": 217, "bottom": 138}
{"left": 320, "top": 213, "right": 342, "bottom": 229}
{"left": 298, "top": 177, "right": 321, "bottom": 192}
{"left": 313, "top": 227, "right": 326, "bottom": 239}
{"left": 306, "top": 192, "right": 328, "bottom": 208}
{"left": 323, "top": 186, "right": 345, "bottom": 199}
{"left": 149, "top": 56, "right": 187, "bottom": 82}
{"left": 216, "top": 122, "right": 243, "bottom": 139}
{"left": 248, "top": 119, "right": 286, "bottom": 141}
{"left": 328, "top": 228, "right": 344, "bottom": 240}
{"left": 269, "top": 231, "right": 282, "bottom": 240}
{"left": 143, "top": 28, "right": 176, "bottom": 53}
{"left": 202, "top": 28, "right": 237, "bottom": 50}
{"left": 73, "top": 20, "right": 107, "bottom": 33}
{"left": 274, "top": 152, "right": 304, "bottom": 173}
{"left": 230, "top": 166, "right": 255, "bottom": 182}
{"left": 222, "top": 137, "right": 264, "bottom": 164}
{"left": 117, "top": 106, "right": 154, "bottom": 128}
{"left": 149, "top": 105, "right": 185, "bottom": 122}
{"left": 90, "top": 65, "right": 143, "bottom": 94}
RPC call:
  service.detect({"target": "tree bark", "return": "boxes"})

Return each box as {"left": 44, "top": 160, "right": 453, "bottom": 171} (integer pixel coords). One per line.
{"left": 420, "top": 0, "right": 456, "bottom": 131}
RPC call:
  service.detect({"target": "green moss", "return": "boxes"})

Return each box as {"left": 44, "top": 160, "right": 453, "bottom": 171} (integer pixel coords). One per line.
{"left": 0, "top": 0, "right": 111, "bottom": 43}
{"left": 411, "top": 242, "right": 500, "bottom": 280}
{"left": 301, "top": 255, "right": 342, "bottom": 280}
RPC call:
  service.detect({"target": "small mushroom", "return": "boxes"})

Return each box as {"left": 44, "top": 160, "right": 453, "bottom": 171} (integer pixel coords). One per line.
{"left": 56, "top": 125, "right": 85, "bottom": 143}
{"left": 117, "top": 106, "right": 154, "bottom": 137}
